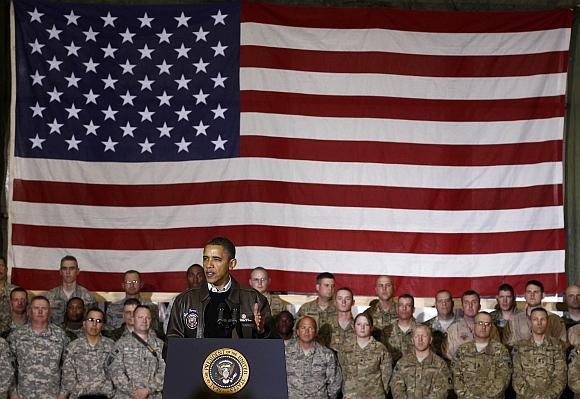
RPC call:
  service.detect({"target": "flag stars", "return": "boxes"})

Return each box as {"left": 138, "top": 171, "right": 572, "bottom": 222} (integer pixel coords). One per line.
{"left": 120, "top": 60, "right": 136, "bottom": 75}
{"left": 138, "top": 44, "right": 155, "bottom": 59}
{"left": 101, "top": 12, "right": 117, "bottom": 28}
{"left": 47, "top": 87, "right": 63, "bottom": 103}
{"left": 102, "top": 106, "right": 118, "bottom": 121}
{"left": 157, "top": 29, "right": 172, "bottom": 44}
{"left": 211, "top": 72, "right": 227, "bottom": 88}
{"left": 46, "top": 25, "right": 62, "bottom": 40}
{"left": 175, "top": 137, "right": 191, "bottom": 153}
{"left": 211, "top": 41, "right": 227, "bottom": 57}
{"left": 175, "top": 12, "right": 191, "bottom": 28}
{"left": 28, "top": 8, "right": 44, "bottom": 23}
{"left": 65, "top": 103, "right": 82, "bottom": 119}
{"left": 138, "top": 75, "right": 155, "bottom": 91}
{"left": 156, "top": 60, "right": 173, "bottom": 75}
{"left": 83, "top": 26, "right": 99, "bottom": 42}
{"left": 211, "top": 10, "right": 228, "bottom": 26}
{"left": 156, "top": 91, "right": 173, "bottom": 106}
{"left": 175, "top": 106, "right": 191, "bottom": 121}
{"left": 29, "top": 39, "right": 45, "bottom": 54}
{"left": 30, "top": 102, "right": 46, "bottom": 118}
{"left": 65, "top": 41, "right": 80, "bottom": 57}
{"left": 175, "top": 43, "right": 191, "bottom": 59}
{"left": 65, "top": 72, "right": 81, "bottom": 88}
{"left": 83, "top": 120, "right": 100, "bottom": 136}
{"left": 30, "top": 70, "right": 45, "bottom": 86}
{"left": 138, "top": 106, "right": 155, "bottom": 122}
{"left": 174, "top": 74, "right": 191, "bottom": 90}
{"left": 65, "top": 135, "right": 82, "bottom": 151}
{"left": 193, "top": 27, "right": 209, "bottom": 42}
{"left": 119, "top": 28, "right": 136, "bottom": 44}
{"left": 83, "top": 89, "right": 100, "bottom": 105}
{"left": 101, "top": 137, "right": 118, "bottom": 152}
{"left": 47, "top": 118, "right": 63, "bottom": 134}
{"left": 157, "top": 122, "right": 174, "bottom": 138}
{"left": 64, "top": 10, "right": 80, "bottom": 26}
{"left": 211, "top": 104, "right": 227, "bottom": 119}
{"left": 83, "top": 58, "right": 100, "bottom": 73}
{"left": 193, "top": 120, "right": 209, "bottom": 136}
{"left": 138, "top": 138, "right": 155, "bottom": 153}
{"left": 193, "top": 58, "right": 209, "bottom": 73}
{"left": 120, "top": 90, "right": 136, "bottom": 106}
{"left": 102, "top": 74, "right": 118, "bottom": 90}
{"left": 46, "top": 56, "right": 63, "bottom": 71}
{"left": 101, "top": 43, "right": 118, "bottom": 58}
{"left": 211, "top": 135, "right": 227, "bottom": 151}
{"left": 29, "top": 134, "right": 45, "bottom": 149}
{"left": 138, "top": 13, "right": 155, "bottom": 28}
{"left": 120, "top": 122, "right": 137, "bottom": 137}
{"left": 193, "top": 89, "right": 209, "bottom": 105}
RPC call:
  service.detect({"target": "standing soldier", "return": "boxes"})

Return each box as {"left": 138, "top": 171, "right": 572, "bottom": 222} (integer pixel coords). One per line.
{"left": 364, "top": 275, "right": 398, "bottom": 340}
{"left": 490, "top": 283, "right": 522, "bottom": 340}
{"left": 452, "top": 312, "right": 512, "bottom": 399}
{"left": 62, "top": 307, "right": 115, "bottom": 398}
{"left": 317, "top": 287, "right": 356, "bottom": 352}
{"left": 512, "top": 307, "right": 567, "bottom": 399}
{"left": 391, "top": 324, "right": 451, "bottom": 399}
{"left": 249, "top": 267, "right": 291, "bottom": 316}
{"left": 424, "top": 290, "right": 460, "bottom": 357}
{"left": 0, "top": 336, "right": 14, "bottom": 399}
{"left": 296, "top": 272, "right": 337, "bottom": 329}
{"left": 564, "top": 284, "right": 580, "bottom": 329}
{"left": 382, "top": 294, "right": 417, "bottom": 363}
{"left": 0, "top": 256, "right": 16, "bottom": 332}
{"left": 569, "top": 345, "right": 580, "bottom": 398}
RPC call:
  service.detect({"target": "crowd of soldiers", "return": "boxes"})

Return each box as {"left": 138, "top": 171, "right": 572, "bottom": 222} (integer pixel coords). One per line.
{"left": 0, "top": 244, "right": 580, "bottom": 398}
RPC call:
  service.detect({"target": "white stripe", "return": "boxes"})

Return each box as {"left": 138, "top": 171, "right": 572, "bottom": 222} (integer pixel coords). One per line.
{"left": 240, "top": 68, "right": 567, "bottom": 100}
{"left": 241, "top": 23, "right": 571, "bottom": 56}
{"left": 11, "top": 245, "right": 565, "bottom": 277}
{"left": 11, "top": 201, "right": 563, "bottom": 233}
{"left": 240, "top": 114, "right": 564, "bottom": 145}
{"left": 14, "top": 157, "right": 562, "bottom": 189}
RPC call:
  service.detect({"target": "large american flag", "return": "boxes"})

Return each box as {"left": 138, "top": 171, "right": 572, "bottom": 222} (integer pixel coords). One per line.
{"left": 8, "top": 0, "right": 571, "bottom": 296}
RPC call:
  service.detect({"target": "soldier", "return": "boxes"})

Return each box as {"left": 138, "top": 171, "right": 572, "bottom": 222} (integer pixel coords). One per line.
{"left": 0, "top": 256, "right": 16, "bottom": 332}
{"left": 62, "top": 297, "right": 85, "bottom": 340}
{"left": 0, "top": 287, "right": 28, "bottom": 338}
{"left": 569, "top": 345, "right": 580, "bottom": 398}
{"left": 383, "top": 293, "right": 417, "bottom": 363}
{"left": 503, "top": 280, "right": 567, "bottom": 349}
{"left": 249, "top": 267, "right": 291, "bottom": 316}
{"left": 273, "top": 310, "right": 295, "bottom": 343}
{"left": 424, "top": 289, "right": 460, "bottom": 357}
{"left": 318, "top": 287, "right": 356, "bottom": 352}
{"left": 108, "top": 305, "right": 165, "bottom": 399}
{"left": 0, "top": 336, "right": 14, "bottom": 398}
{"left": 569, "top": 323, "right": 580, "bottom": 347}
{"left": 285, "top": 316, "right": 342, "bottom": 399}
{"left": 564, "top": 284, "right": 580, "bottom": 329}
{"left": 296, "top": 272, "right": 337, "bottom": 329}
{"left": 512, "top": 307, "right": 567, "bottom": 398}
{"left": 490, "top": 283, "right": 522, "bottom": 340}
{"left": 8, "top": 295, "right": 69, "bottom": 399}
{"left": 105, "top": 298, "right": 140, "bottom": 341}
{"left": 391, "top": 324, "right": 451, "bottom": 399}
{"left": 339, "top": 313, "right": 391, "bottom": 399}
{"left": 46, "top": 255, "right": 96, "bottom": 325}
{"left": 363, "top": 275, "right": 398, "bottom": 340}
{"left": 452, "top": 312, "right": 511, "bottom": 399}
{"left": 62, "top": 307, "right": 115, "bottom": 399}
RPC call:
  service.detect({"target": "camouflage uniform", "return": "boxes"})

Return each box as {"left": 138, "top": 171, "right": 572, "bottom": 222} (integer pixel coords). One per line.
{"left": 46, "top": 284, "right": 96, "bottom": 325}
{"left": 563, "top": 311, "right": 580, "bottom": 330}
{"left": 338, "top": 338, "right": 392, "bottom": 399}
{"left": 503, "top": 310, "right": 567, "bottom": 349}
{"left": 424, "top": 314, "right": 460, "bottom": 358}
{"left": 267, "top": 293, "right": 292, "bottom": 316}
{"left": 382, "top": 319, "right": 416, "bottom": 363}
{"left": 318, "top": 317, "right": 356, "bottom": 353}
{"left": 391, "top": 350, "right": 451, "bottom": 399}
{"left": 569, "top": 345, "right": 580, "bottom": 398}
{"left": 106, "top": 297, "right": 160, "bottom": 331}
{"left": 0, "top": 337, "right": 14, "bottom": 398}
{"left": 568, "top": 323, "right": 580, "bottom": 347}
{"left": 8, "top": 323, "right": 69, "bottom": 398}
{"left": 62, "top": 322, "right": 84, "bottom": 341}
{"left": 490, "top": 308, "right": 522, "bottom": 341}
{"left": 512, "top": 336, "right": 567, "bottom": 399}
{"left": 0, "top": 318, "right": 27, "bottom": 339}
{"left": 444, "top": 318, "right": 501, "bottom": 360}
{"left": 285, "top": 340, "right": 342, "bottom": 399}
{"left": 296, "top": 299, "right": 337, "bottom": 331}
{"left": 108, "top": 332, "right": 165, "bottom": 399}
{"left": 62, "top": 336, "right": 115, "bottom": 399}
{"left": 364, "top": 300, "right": 398, "bottom": 342}
{"left": 0, "top": 282, "right": 16, "bottom": 329}
{"left": 451, "top": 340, "right": 512, "bottom": 399}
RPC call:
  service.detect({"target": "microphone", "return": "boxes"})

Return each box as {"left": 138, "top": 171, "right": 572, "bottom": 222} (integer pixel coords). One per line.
{"left": 217, "top": 303, "right": 226, "bottom": 327}
{"left": 231, "top": 306, "right": 239, "bottom": 326}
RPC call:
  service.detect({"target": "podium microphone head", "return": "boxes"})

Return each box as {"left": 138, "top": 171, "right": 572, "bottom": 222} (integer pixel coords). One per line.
{"left": 217, "top": 302, "right": 226, "bottom": 326}
{"left": 232, "top": 306, "right": 239, "bottom": 325}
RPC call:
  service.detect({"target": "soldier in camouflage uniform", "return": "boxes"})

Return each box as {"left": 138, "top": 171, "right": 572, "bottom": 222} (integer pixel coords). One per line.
{"left": 296, "top": 272, "right": 337, "bottom": 329}
{"left": 62, "top": 308, "right": 115, "bottom": 399}
{"left": 61, "top": 297, "right": 85, "bottom": 341}
{"left": 383, "top": 294, "right": 417, "bottom": 363}
{"left": 46, "top": 255, "right": 96, "bottom": 325}
{"left": 108, "top": 305, "right": 165, "bottom": 399}
{"left": 8, "top": 295, "right": 69, "bottom": 399}
{"left": 512, "top": 307, "right": 567, "bottom": 399}
{"left": 104, "top": 298, "right": 140, "bottom": 341}
{"left": 0, "top": 288, "right": 28, "bottom": 339}
{"left": 0, "top": 256, "right": 17, "bottom": 332}
{"left": 391, "top": 324, "right": 451, "bottom": 399}
{"left": 489, "top": 283, "right": 522, "bottom": 341}
{"left": 451, "top": 312, "right": 512, "bottom": 399}
{"left": 339, "top": 313, "right": 391, "bottom": 399}
{"left": 564, "top": 284, "right": 580, "bottom": 330}
{"left": 249, "top": 267, "right": 292, "bottom": 316}
{"left": 0, "top": 336, "right": 14, "bottom": 399}
{"left": 285, "top": 316, "right": 342, "bottom": 399}
{"left": 424, "top": 290, "right": 461, "bottom": 358}
{"left": 318, "top": 287, "right": 356, "bottom": 352}
{"left": 363, "top": 275, "right": 398, "bottom": 342}
{"left": 569, "top": 345, "right": 580, "bottom": 398}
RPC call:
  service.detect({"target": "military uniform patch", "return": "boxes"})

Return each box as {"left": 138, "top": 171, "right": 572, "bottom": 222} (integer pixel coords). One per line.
{"left": 184, "top": 309, "right": 198, "bottom": 330}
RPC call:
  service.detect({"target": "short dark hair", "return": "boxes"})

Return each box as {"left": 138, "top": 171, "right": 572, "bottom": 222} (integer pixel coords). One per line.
{"left": 275, "top": 310, "right": 295, "bottom": 325}
{"left": 336, "top": 287, "right": 353, "bottom": 297}
{"left": 133, "top": 305, "right": 152, "bottom": 315}
{"left": 530, "top": 307, "right": 548, "bottom": 318}
{"left": 526, "top": 280, "right": 544, "bottom": 293}
{"left": 206, "top": 237, "right": 236, "bottom": 260}
{"left": 60, "top": 255, "right": 78, "bottom": 268}
{"left": 66, "top": 296, "right": 85, "bottom": 309}
{"left": 30, "top": 295, "right": 50, "bottom": 306}
{"left": 461, "top": 290, "right": 480, "bottom": 303}
{"left": 186, "top": 264, "right": 203, "bottom": 275}
{"left": 497, "top": 283, "right": 515, "bottom": 297}
{"left": 123, "top": 298, "right": 141, "bottom": 307}
{"left": 124, "top": 270, "right": 141, "bottom": 279}
{"left": 10, "top": 287, "right": 28, "bottom": 300}
{"left": 398, "top": 293, "right": 415, "bottom": 307}
{"left": 316, "top": 272, "right": 335, "bottom": 284}
{"left": 85, "top": 307, "right": 105, "bottom": 322}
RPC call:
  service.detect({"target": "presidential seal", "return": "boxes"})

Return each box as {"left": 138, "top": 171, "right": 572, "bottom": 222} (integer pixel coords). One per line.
{"left": 202, "top": 348, "right": 250, "bottom": 394}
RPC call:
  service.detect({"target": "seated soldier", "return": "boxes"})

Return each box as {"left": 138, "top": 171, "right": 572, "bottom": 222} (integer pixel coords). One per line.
{"left": 272, "top": 310, "right": 295, "bottom": 344}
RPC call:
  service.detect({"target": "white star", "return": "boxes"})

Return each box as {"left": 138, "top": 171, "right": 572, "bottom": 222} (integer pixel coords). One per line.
{"left": 47, "top": 87, "right": 63, "bottom": 103}
{"left": 101, "top": 12, "right": 117, "bottom": 28}
{"left": 83, "top": 26, "right": 99, "bottom": 42}
{"left": 28, "top": 8, "right": 44, "bottom": 23}
{"left": 175, "top": 137, "right": 192, "bottom": 153}
{"left": 119, "top": 28, "right": 135, "bottom": 43}
{"left": 30, "top": 70, "right": 45, "bottom": 86}
{"left": 211, "top": 41, "right": 227, "bottom": 57}
{"left": 193, "top": 27, "right": 209, "bottom": 42}
{"left": 211, "top": 10, "right": 228, "bottom": 26}
{"left": 193, "top": 89, "right": 209, "bottom": 105}
{"left": 193, "top": 120, "right": 209, "bottom": 136}
{"left": 211, "top": 104, "right": 227, "bottom": 119}
{"left": 64, "top": 41, "right": 80, "bottom": 56}
{"left": 120, "top": 90, "right": 136, "bottom": 106}
{"left": 47, "top": 118, "right": 63, "bottom": 134}
{"left": 156, "top": 28, "right": 172, "bottom": 44}
{"left": 175, "top": 43, "right": 191, "bottom": 59}
{"left": 138, "top": 138, "right": 155, "bottom": 153}
{"left": 138, "top": 44, "right": 154, "bottom": 59}
{"left": 101, "top": 74, "right": 118, "bottom": 90}
{"left": 157, "top": 122, "right": 173, "bottom": 138}
{"left": 175, "top": 106, "right": 191, "bottom": 121}
{"left": 193, "top": 58, "right": 209, "bottom": 73}
{"left": 174, "top": 74, "right": 191, "bottom": 90}
{"left": 156, "top": 60, "right": 172, "bottom": 75}
{"left": 102, "top": 106, "right": 118, "bottom": 121}
{"left": 29, "top": 134, "right": 45, "bottom": 149}
{"left": 46, "top": 56, "right": 62, "bottom": 71}
{"left": 138, "top": 106, "right": 154, "bottom": 122}
{"left": 83, "top": 58, "right": 99, "bottom": 73}
{"left": 30, "top": 102, "right": 45, "bottom": 118}
{"left": 211, "top": 72, "right": 228, "bottom": 88}
{"left": 101, "top": 136, "right": 118, "bottom": 152}
{"left": 174, "top": 12, "right": 190, "bottom": 28}
{"left": 120, "top": 121, "right": 137, "bottom": 137}
{"left": 64, "top": 10, "right": 80, "bottom": 26}
{"left": 83, "top": 89, "right": 100, "bottom": 105}
{"left": 65, "top": 72, "right": 81, "bottom": 88}
{"left": 138, "top": 75, "right": 155, "bottom": 91}
{"left": 29, "top": 39, "right": 44, "bottom": 54}
{"left": 46, "top": 25, "right": 62, "bottom": 40}
{"left": 119, "top": 60, "right": 136, "bottom": 75}
{"left": 156, "top": 91, "right": 173, "bottom": 106}
{"left": 101, "top": 43, "right": 118, "bottom": 58}
{"left": 211, "top": 135, "right": 227, "bottom": 151}
{"left": 65, "top": 135, "right": 82, "bottom": 151}
{"left": 65, "top": 103, "right": 82, "bottom": 119}
{"left": 138, "top": 13, "right": 154, "bottom": 28}
{"left": 83, "top": 120, "right": 100, "bottom": 135}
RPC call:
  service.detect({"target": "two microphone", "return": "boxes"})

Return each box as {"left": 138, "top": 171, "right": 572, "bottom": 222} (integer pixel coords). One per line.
{"left": 217, "top": 302, "right": 239, "bottom": 329}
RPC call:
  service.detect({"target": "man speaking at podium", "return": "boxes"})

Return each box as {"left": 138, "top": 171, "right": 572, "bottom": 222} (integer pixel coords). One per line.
{"left": 167, "top": 237, "right": 271, "bottom": 338}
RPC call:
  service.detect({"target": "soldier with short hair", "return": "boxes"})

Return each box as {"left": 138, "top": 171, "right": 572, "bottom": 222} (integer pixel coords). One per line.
{"left": 569, "top": 345, "right": 580, "bottom": 398}
{"left": 62, "top": 297, "right": 85, "bottom": 341}
{"left": 424, "top": 290, "right": 460, "bottom": 358}
{"left": 318, "top": 287, "right": 356, "bottom": 352}
{"left": 382, "top": 293, "right": 417, "bottom": 363}
{"left": 490, "top": 283, "right": 522, "bottom": 340}
{"left": 0, "top": 336, "right": 14, "bottom": 399}
{"left": 296, "top": 272, "right": 337, "bottom": 329}
{"left": 564, "top": 284, "right": 580, "bottom": 329}
{"left": 1, "top": 287, "right": 28, "bottom": 338}
{"left": 105, "top": 298, "right": 140, "bottom": 341}
{"left": 364, "top": 275, "right": 398, "bottom": 341}
{"left": 249, "top": 267, "right": 291, "bottom": 316}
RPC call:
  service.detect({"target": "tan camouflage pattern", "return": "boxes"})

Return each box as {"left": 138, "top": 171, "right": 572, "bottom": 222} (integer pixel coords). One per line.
{"left": 382, "top": 318, "right": 416, "bottom": 363}
{"left": 444, "top": 318, "right": 501, "bottom": 360}
{"left": 363, "top": 300, "right": 398, "bottom": 342}
{"left": 267, "top": 293, "right": 292, "bottom": 316}
{"left": 503, "top": 311, "right": 568, "bottom": 349}
{"left": 391, "top": 350, "right": 451, "bottom": 399}
{"left": 0, "top": 282, "right": 16, "bottom": 329}
{"left": 569, "top": 345, "right": 580, "bottom": 398}
{"left": 296, "top": 299, "right": 337, "bottom": 330}
{"left": 318, "top": 317, "right": 356, "bottom": 352}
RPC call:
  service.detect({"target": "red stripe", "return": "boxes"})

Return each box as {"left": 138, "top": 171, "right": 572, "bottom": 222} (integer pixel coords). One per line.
{"left": 12, "top": 224, "right": 565, "bottom": 254}
{"left": 11, "top": 268, "right": 567, "bottom": 297}
{"left": 241, "top": 3, "right": 572, "bottom": 33}
{"left": 240, "top": 92, "right": 565, "bottom": 122}
{"left": 240, "top": 136, "right": 563, "bottom": 166}
{"left": 241, "top": 46, "right": 569, "bottom": 77}
{"left": 13, "top": 180, "right": 562, "bottom": 210}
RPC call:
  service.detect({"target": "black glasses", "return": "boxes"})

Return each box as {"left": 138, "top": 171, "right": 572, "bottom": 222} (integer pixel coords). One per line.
{"left": 85, "top": 317, "right": 104, "bottom": 324}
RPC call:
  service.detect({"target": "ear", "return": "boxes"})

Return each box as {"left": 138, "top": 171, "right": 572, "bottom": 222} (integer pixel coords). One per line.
{"left": 228, "top": 258, "right": 237, "bottom": 271}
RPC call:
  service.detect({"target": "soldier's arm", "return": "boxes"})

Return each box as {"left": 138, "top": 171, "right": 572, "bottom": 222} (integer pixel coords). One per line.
{"left": 451, "top": 353, "right": 469, "bottom": 398}
{"left": 0, "top": 339, "right": 14, "bottom": 397}
{"left": 325, "top": 351, "right": 342, "bottom": 399}
{"left": 107, "top": 345, "right": 133, "bottom": 397}
{"left": 511, "top": 348, "right": 530, "bottom": 396}
{"left": 487, "top": 346, "right": 512, "bottom": 397}
{"left": 380, "top": 346, "right": 393, "bottom": 395}
{"left": 148, "top": 343, "right": 166, "bottom": 396}
{"left": 569, "top": 347, "right": 580, "bottom": 394}
{"left": 61, "top": 346, "right": 79, "bottom": 398}
{"left": 426, "top": 362, "right": 452, "bottom": 399}
{"left": 544, "top": 346, "right": 567, "bottom": 399}
{"left": 389, "top": 363, "right": 408, "bottom": 399}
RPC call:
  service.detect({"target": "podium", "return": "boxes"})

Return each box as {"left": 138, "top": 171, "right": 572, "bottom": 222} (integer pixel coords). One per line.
{"left": 163, "top": 338, "right": 288, "bottom": 398}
